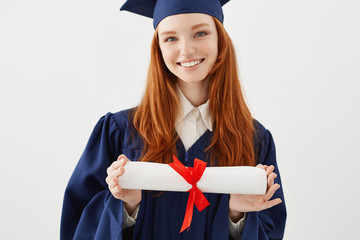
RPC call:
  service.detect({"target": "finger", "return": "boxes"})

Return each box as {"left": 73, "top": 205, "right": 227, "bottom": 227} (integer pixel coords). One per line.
{"left": 108, "top": 177, "right": 119, "bottom": 189}
{"left": 105, "top": 175, "right": 111, "bottom": 185}
{"left": 110, "top": 167, "right": 125, "bottom": 179}
{"left": 120, "top": 154, "right": 131, "bottom": 163}
{"left": 267, "top": 172, "right": 277, "bottom": 187}
{"left": 105, "top": 168, "right": 120, "bottom": 184}
{"left": 116, "top": 155, "right": 129, "bottom": 170}
{"left": 118, "top": 154, "right": 132, "bottom": 163}
{"left": 112, "top": 176, "right": 119, "bottom": 185}
{"left": 256, "top": 164, "right": 266, "bottom": 170}
{"left": 107, "top": 161, "right": 123, "bottom": 175}
{"left": 107, "top": 155, "right": 129, "bottom": 173}
{"left": 117, "top": 154, "right": 125, "bottom": 161}
{"left": 108, "top": 167, "right": 126, "bottom": 189}
{"left": 262, "top": 198, "right": 282, "bottom": 210}
{"left": 264, "top": 183, "right": 280, "bottom": 201}
{"left": 110, "top": 185, "right": 124, "bottom": 199}
{"left": 266, "top": 165, "right": 275, "bottom": 176}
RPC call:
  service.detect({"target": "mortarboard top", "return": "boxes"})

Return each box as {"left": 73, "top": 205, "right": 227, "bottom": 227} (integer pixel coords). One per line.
{"left": 120, "top": 0, "right": 230, "bottom": 29}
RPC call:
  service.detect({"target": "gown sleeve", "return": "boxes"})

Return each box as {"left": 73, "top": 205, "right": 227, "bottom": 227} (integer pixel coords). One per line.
{"left": 60, "top": 113, "right": 125, "bottom": 240}
{"left": 240, "top": 123, "right": 287, "bottom": 240}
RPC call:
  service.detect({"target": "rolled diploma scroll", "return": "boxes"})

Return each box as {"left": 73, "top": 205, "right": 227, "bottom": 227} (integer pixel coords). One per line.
{"left": 119, "top": 162, "right": 267, "bottom": 195}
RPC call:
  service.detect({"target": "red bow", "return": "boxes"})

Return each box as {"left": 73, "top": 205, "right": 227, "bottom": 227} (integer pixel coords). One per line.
{"left": 169, "top": 155, "right": 210, "bottom": 233}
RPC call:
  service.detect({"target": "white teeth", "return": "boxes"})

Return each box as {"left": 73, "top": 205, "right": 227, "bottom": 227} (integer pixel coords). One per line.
{"left": 180, "top": 59, "right": 202, "bottom": 67}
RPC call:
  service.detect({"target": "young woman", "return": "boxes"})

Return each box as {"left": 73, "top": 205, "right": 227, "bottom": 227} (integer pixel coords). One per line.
{"left": 61, "top": 1, "right": 286, "bottom": 239}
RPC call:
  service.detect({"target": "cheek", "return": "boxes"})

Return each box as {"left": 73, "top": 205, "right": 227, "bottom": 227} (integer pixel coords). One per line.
{"left": 161, "top": 47, "right": 176, "bottom": 68}
{"left": 201, "top": 40, "right": 218, "bottom": 60}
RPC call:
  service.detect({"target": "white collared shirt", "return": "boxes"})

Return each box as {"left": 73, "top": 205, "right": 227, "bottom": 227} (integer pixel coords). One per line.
{"left": 175, "top": 87, "right": 213, "bottom": 151}
{"left": 122, "top": 87, "right": 246, "bottom": 238}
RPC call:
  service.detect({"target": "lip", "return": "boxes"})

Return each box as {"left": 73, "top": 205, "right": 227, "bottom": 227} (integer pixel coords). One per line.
{"left": 176, "top": 58, "right": 205, "bottom": 68}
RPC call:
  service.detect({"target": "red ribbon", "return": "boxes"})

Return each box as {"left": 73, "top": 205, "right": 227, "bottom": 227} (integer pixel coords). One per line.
{"left": 169, "top": 155, "right": 210, "bottom": 233}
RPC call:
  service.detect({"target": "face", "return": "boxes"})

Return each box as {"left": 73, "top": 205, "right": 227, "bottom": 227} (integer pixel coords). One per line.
{"left": 157, "top": 13, "right": 218, "bottom": 85}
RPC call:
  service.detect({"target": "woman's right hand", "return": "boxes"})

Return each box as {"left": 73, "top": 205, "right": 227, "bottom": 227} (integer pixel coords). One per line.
{"left": 106, "top": 154, "right": 142, "bottom": 214}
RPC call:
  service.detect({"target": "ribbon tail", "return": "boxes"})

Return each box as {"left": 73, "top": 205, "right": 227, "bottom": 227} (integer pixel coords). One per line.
{"left": 180, "top": 188, "right": 196, "bottom": 233}
{"left": 170, "top": 155, "right": 210, "bottom": 233}
{"left": 194, "top": 187, "right": 210, "bottom": 212}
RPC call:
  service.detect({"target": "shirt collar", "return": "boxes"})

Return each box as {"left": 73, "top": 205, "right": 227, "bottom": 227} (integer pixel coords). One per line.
{"left": 176, "top": 86, "right": 214, "bottom": 132}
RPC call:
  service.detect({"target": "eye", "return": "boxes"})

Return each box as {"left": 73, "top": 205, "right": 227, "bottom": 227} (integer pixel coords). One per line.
{"left": 195, "top": 32, "right": 207, "bottom": 38}
{"left": 165, "top": 37, "right": 177, "bottom": 42}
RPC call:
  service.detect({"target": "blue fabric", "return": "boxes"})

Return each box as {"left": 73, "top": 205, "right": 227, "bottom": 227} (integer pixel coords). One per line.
{"left": 120, "top": 0, "right": 230, "bottom": 29}
{"left": 60, "top": 109, "right": 286, "bottom": 240}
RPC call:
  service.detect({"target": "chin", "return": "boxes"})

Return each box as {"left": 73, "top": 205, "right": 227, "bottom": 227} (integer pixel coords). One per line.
{"left": 176, "top": 74, "right": 208, "bottom": 84}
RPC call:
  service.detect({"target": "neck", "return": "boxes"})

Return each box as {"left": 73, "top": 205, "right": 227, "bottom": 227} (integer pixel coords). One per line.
{"left": 177, "top": 79, "right": 209, "bottom": 107}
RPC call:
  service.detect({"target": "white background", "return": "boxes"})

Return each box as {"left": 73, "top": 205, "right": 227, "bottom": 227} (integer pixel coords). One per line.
{"left": 1, "top": 0, "right": 359, "bottom": 239}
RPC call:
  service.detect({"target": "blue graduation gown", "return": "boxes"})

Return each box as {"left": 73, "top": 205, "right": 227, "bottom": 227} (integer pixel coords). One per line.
{"left": 60, "top": 109, "right": 286, "bottom": 240}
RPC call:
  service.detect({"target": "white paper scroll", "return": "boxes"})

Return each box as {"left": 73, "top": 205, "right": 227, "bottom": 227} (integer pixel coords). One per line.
{"left": 118, "top": 162, "right": 267, "bottom": 195}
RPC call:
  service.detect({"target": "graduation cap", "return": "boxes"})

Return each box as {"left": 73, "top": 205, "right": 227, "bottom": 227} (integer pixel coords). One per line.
{"left": 120, "top": 0, "right": 230, "bottom": 29}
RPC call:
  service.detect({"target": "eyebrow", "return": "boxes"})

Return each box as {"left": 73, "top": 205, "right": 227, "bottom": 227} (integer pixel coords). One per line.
{"left": 160, "top": 23, "right": 211, "bottom": 36}
{"left": 160, "top": 31, "right": 177, "bottom": 36}
{"left": 191, "top": 23, "right": 210, "bottom": 30}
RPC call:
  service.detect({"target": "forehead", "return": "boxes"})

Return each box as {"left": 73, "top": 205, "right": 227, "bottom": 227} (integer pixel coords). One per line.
{"left": 157, "top": 13, "right": 216, "bottom": 33}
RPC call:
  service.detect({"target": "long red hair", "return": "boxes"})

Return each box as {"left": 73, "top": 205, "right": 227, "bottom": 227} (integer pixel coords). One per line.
{"left": 132, "top": 17, "right": 255, "bottom": 167}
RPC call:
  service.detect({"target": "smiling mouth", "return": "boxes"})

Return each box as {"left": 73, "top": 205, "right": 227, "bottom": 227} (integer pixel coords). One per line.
{"left": 177, "top": 59, "right": 205, "bottom": 68}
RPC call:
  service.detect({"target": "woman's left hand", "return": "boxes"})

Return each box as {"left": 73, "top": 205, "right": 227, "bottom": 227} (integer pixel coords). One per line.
{"left": 229, "top": 164, "right": 282, "bottom": 216}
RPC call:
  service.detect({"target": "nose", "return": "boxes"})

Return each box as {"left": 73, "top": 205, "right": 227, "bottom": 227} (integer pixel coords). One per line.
{"left": 179, "top": 39, "right": 195, "bottom": 57}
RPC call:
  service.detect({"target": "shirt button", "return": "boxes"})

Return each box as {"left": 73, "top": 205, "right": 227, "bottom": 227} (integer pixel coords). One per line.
{"left": 192, "top": 108, "right": 199, "bottom": 118}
